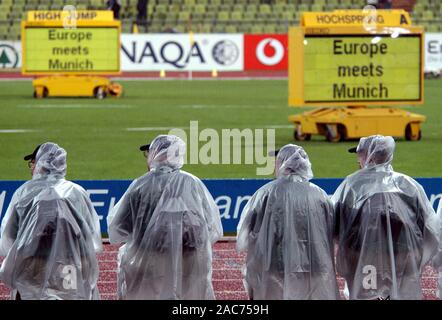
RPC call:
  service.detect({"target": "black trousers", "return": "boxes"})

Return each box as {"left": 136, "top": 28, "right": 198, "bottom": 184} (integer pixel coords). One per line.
{"left": 137, "top": 0, "right": 148, "bottom": 24}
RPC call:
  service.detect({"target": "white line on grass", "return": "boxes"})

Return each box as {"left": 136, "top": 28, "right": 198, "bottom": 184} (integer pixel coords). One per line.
{"left": 126, "top": 126, "right": 188, "bottom": 131}
{"left": 178, "top": 105, "right": 278, "bottom": 109}
{"left": 0, "top": 129, "right": 40, "bottom": 133}
{"left": 126, "top": 125, "right": 292, "bottom": 131}
{"left": 264, "top": 125, "right": 293, "bottom": 129}
{"left": 18, "top": 104, "right": 133, "bottom": 109}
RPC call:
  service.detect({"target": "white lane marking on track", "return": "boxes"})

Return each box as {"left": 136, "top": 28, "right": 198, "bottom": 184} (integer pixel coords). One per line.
{"left": 126, "top": 126, "right": 188, "bottom": 131}
{"left": 18, "top": 104, "right": 133, "bottom": 109}
{"left": 109, "top": 77, "right": 287, "bottom": 81}
{"left": 0, "top": 129, "right": 40, "bottom": 133}
{"left": 0, "top": 78, "right": 33, "bottom": 81}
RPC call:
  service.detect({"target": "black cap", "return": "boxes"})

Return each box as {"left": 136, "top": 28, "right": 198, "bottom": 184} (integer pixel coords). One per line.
{"left": 268, "top": 149, "right": 280, "bottom": 156}
{"left": 140, "top": 138, "right": 174, "bottom": 152}
{"left": 348, "top": 147, "right": 358, "bottom": 153}
{"left": 24, "top": 144, "right": 41, "bottom": 161}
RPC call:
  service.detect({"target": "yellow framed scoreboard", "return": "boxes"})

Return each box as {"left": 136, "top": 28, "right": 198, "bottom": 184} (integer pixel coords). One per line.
{"left": 22, "top": 10, "right": 121, "bottom": 75}
{"left": 287, "top": 10, "right": 426, "bottom": 142}
{"left": 289, "top": 10, "right": 424, "bottom": 107}
{"left": 21, "top": 10, "right": 122, "bottom": 98}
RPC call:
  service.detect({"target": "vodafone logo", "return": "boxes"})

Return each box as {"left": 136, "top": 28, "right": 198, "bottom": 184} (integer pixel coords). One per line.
{"left": 244, "top": 35, "right": 287, "bottom": 71}
{"left": 256, "top": 38, "right": 285, "bottom": 66}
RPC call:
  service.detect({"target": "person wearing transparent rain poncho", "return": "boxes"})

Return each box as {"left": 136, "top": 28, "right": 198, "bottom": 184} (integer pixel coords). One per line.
{"left": 332, "top": 135, "right": 440, "bottom": 300}
{"left": 437, "top": 203, "right": 442, "bottom": 300}
{"left": 0, "top": 142, "right": 103, "bottom": 300}
{"left": 236, "top": 144, "right": 339, "bottom": 300}
{"left": 107, "top": 135, "right": 223, "bottom": 300}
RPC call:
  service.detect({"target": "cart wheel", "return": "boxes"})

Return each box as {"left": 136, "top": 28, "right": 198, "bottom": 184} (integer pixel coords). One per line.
{"left": 325, "top": 124, "right": 342, "bottom": 143}
{"left": 405, "top": 124, "right": 422, "bottom": 141}
{"left": 294, "top": 125, "right": 311, "bottom": 141}
{"left": 326, "top": 130, "right": 341, "bottom": 143}
{"left": 33, "top": 87, "right": 47, "bottom": 98}
{"left": 95, "top": 86, "right": 106, "bottom": 99}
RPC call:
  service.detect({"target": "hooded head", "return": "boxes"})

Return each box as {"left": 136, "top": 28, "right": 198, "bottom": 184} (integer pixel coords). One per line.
{"left": 33, "top": 142, "right": 67, "bottom": 179}
{"left": 147, "top": 135, "right": 186, "bottom": 171}
{"left": 275, "top": 144, "right": 313, "bottom": 180}
{"left": 356, "top": 135, "right": 395, "bottom": 169}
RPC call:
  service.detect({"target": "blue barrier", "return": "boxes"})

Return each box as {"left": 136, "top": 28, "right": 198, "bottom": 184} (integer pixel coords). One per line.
{"left": 0, "top": 178, "right": 441, "bottom": 234}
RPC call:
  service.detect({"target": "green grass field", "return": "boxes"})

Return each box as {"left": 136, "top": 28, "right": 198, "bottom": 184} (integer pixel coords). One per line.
{"left": 0, "top": 79, "right": 441, "bottom": 180}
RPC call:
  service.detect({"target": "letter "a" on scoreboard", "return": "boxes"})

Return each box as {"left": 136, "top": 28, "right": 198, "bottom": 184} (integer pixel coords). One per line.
{"left": 400, "top": 14, "right": 409, "bottom": 25}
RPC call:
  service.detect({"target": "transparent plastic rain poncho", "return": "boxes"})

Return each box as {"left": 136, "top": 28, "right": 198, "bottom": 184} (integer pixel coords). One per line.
{"left": 107, "top": 135, "right": 223, "bottom": 300}
{"left": 435, "top": 201, "right": 442, "bottom": 300}
{"left": 332, "top": 135, "right": 440, "bottom": 300}
{"left": 0, "top": 142, "right": 103, "bottom": 300}
{"left": 237, "top": 144, "right": 339, "bottom": 300}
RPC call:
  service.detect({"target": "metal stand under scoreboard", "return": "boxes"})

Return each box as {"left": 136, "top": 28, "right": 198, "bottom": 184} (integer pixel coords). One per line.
{"left": 288, "top": 10, "right": 426, "bottom": 142}
{"left": 33, "top": 75, "right": 122, "bottom": 99}
{"left": 289, "top": 106, "right": 425, "bottom": 143}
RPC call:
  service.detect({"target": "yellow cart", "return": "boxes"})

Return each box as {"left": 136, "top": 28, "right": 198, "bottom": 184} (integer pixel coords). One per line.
{"left": 33, "top": 75, "right": 122, "bottom": 99}
{"left": 289, "top": 107, "right": 425, "bottom": 142}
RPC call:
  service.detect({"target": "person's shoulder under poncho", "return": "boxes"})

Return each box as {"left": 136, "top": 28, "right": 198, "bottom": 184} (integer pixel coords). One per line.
{"left": 107, "top": 135, "right": 223, "bottom": 300}
{"left": 108, "top": 168, "right": 223, "bottom": 246}
{"left": 332, "top": 135, "right": 440, "bottom": 300}
{"left": 0, "top": 142, "right": 102, "bottom": 300}
{"left": 237, "top": 144, "right": 339, "bottom": 300}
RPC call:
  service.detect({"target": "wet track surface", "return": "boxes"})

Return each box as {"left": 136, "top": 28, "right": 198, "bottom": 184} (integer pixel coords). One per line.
{"left": 0, "top": 241, "right": 438, "bottom": 300}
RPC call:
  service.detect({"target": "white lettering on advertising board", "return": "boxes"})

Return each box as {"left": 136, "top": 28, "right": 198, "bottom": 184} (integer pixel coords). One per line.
{"left": 425, "top": 33, "right": 442, "bottom": 72}
{"left": 0, "top": 190, "right": 441, "bottom": 224}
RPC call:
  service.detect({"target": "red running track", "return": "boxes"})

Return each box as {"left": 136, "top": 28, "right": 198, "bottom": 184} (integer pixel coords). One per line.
{"left": 0, "top": 241, "right": 438, "bottom": 300}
